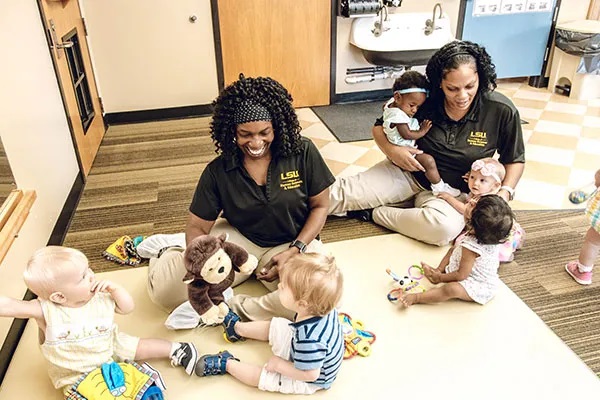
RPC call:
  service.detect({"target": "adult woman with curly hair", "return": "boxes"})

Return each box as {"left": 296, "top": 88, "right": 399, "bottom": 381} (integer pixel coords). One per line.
{"left": 145, "top": 75, "right": 335, "bottom": 321}
{"left": 329, "top": 41, "right": 525, "bottom": 246}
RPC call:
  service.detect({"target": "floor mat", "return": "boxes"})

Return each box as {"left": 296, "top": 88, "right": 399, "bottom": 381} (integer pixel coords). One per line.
{"left": 311, "top": 101, "right": 382, "bottom": 143}
{"left": 311, "top": 101, "right": 528, "bottom": 143}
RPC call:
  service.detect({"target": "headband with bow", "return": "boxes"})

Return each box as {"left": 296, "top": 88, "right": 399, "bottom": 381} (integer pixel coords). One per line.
{"left": 471, "top": 160, "right": 501, "bottom": 183}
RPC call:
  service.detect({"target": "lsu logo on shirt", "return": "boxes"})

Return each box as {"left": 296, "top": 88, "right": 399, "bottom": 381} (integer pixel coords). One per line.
{"left": 467, "top": 131, "right": 487, "bottom": 147}
{"left": 280, "top": 170, "right": 303, "bottom": 190}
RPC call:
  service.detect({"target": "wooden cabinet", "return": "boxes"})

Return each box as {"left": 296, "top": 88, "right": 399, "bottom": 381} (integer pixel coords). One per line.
{"left": 217, "top": 0, "right": 331, "bottom": 107}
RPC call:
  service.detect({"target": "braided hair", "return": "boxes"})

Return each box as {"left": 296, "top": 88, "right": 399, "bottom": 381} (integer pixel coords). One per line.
{"left": 210, "top": 74, "right": 302, "bottom": 159}
{"left": 425, "top": 41, "right": 497, "bottom": 104}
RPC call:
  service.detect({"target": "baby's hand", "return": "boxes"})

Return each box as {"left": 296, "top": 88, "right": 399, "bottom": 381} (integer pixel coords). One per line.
{"left": 265, "top": 355, "right": 284, "bottom": 373}
{"left": 92, "top": 280, "right": 118, "bottom": 294}
{"left": 595, "top": 169, "right": 600, "bottom": 187}
{"left": 420, "top": 119, "right": 432, "bottom": 133}
{"left": 422, "top": 263, "right": 442, "bottom": 284}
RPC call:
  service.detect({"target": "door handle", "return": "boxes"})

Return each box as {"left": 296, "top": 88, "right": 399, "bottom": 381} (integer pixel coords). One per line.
{"left": 48, "top": 19, "right": 73, "bottom": 58}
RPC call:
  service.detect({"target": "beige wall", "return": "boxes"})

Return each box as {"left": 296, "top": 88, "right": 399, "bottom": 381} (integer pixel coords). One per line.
{"left": 81, "top": 0, "right": 219, "bottom": 113}
{"left": 0, "top": 1, "right": 80, "bottom": 340}
{"left": 557, "top": 0, "right": 590, "bottom": 22}
{"left": 336, "top": 0, "right": 461, "bottom": 94}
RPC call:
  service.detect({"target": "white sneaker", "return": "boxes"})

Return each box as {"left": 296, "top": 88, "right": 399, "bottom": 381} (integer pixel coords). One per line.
{"left": 137, "top": 233, "right": 185, "bottom": 259}
{"left": 432, "top": 183, "right": 461, "bottom": 197}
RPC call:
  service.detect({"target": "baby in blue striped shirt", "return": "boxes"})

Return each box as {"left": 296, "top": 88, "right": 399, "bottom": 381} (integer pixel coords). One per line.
{"left": 194, "top": 253, "right": 345, "bottom": 394}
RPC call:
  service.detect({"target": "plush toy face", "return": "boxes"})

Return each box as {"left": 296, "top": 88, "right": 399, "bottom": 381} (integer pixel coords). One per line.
{"left": 199, "top": 248, "right": 232, "bottom": 284}
{"left": 397, "top": 276, "right": 415, "bottom": 288}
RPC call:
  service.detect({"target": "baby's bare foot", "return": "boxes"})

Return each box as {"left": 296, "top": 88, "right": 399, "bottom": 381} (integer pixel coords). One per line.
{"left": 398, "top": 291, "right": 415, "bottom": 309}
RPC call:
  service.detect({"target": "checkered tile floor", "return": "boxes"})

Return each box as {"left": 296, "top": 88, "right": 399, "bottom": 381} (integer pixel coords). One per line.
{"left": 297, "top": 79, "right": 600, "bottom": 210}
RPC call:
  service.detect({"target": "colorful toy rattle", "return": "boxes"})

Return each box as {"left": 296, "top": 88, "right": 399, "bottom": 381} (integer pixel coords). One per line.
{"left": 338, "top": 312, "right": 376, "bottom": 359}
{"left": 386, "top": 265, "right": 425, "bottom": 302}
{"left": 569, "top": 182, "right": 599, "bottom": 204}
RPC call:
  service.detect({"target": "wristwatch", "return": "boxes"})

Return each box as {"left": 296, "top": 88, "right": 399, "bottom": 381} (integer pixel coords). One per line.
{"left": 289, "top": 239, "right": 307, "bottom": 253}
{"left": 500, "top": 185, "right": 515, "bottom": 201}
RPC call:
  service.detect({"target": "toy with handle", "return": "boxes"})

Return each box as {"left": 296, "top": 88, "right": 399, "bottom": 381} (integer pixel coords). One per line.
{"left": 386, "top": 266, "right": 425, "bottom": 302}
{"left": 569, "top": 182, "right": 599, "bottom": 204}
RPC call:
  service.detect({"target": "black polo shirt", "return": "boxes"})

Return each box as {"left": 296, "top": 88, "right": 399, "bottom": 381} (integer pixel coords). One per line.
{"left": 376, "top": 91, "right": 525, "bottom": 192}
{"left": 190, "top": 137, "right": 335, "bottom": 247}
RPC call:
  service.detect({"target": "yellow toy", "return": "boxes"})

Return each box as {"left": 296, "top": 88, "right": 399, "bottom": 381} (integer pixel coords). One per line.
{"left": 338, "top": 312, "right": 376, "bottom": 359}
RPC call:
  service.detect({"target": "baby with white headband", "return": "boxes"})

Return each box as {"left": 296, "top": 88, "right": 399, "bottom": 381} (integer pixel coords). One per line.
{"left": 383, "top": 70, "right": 460, "bottom": 197}
{"left": 438, "top": 157, "right": 524, "bottom": 262}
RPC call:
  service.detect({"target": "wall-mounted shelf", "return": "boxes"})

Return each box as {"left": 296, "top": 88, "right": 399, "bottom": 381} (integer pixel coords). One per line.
{"left": 0, "top": 189, "right": 37, "bottom": 265}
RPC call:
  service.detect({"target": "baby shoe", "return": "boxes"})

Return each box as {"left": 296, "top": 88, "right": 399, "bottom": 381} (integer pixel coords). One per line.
{"left": 195, "top": 351, "right": 238, "bottom": 377}
{"left": 565, "top": 260, "right": 593, "bottom": 285}
{"left": 431, "top": 182, "right": 461, "bottom": 197}
{"left": 223, "top": 310, "right": 245, "bottom": 343}
{"left": 170, "top": 342, "right": 199, "bottom": 376}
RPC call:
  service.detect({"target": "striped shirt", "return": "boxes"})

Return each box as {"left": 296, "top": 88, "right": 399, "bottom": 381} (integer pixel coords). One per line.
{"left": 290, "top": 308, "right": 344, "bottom": 389}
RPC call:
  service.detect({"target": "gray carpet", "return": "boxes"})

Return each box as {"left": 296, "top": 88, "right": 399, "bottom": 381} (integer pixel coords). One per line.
{"left": 311, "top": 101, "right": 382, "bottom": 143}
{"left": 311, "top": 101, "right": 529, "bottom": 143}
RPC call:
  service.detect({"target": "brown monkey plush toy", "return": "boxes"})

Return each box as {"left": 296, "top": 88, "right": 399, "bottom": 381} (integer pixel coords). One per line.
{"left": 183, "top": 234, "right": 257, "bottom": 325}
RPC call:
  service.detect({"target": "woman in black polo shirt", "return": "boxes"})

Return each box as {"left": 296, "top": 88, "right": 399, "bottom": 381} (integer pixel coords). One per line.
{"left": 146, "top": 75, "right": 335, "bottom": 321}
{"left": 329, "top": 41, "right": 525, "bottom": 246}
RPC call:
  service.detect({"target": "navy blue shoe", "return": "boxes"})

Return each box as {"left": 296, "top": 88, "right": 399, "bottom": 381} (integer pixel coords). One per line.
{"left": 222, "top": 310, "right": 244, "bottom": 343}
{"left": 194, "top": 350, "right": 237, "bottom": 377}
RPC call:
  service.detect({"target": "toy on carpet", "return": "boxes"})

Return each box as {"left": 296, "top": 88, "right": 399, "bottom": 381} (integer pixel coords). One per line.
{"left": 569, "top": 184, "right": 599, "bottom": 205}
{"left": 102, "top": 235, "right": 144, "bottom": 266}
{"left": 386, "top": 265, "right": 426, "bottom": 302}
{"left": 183, "top": 233, "right": 258, "bottom": 325}
{"left": 338, "top": 312, "right": 376, "bottom": 359}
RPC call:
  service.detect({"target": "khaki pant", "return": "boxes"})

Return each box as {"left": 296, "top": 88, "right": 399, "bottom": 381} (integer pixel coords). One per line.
{"left": 147, "top": 218, "right": 324, "bottom": 321}
{"left": 329, "top": 159, "right": 465, "bottom": 246}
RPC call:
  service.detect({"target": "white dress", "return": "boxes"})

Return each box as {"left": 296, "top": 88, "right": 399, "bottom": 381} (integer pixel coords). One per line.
{"left": 445, "top": 234, "right": 500, "bottom": 304}
{"left": 382, "top": 98, "right": 420, "bottom": 147}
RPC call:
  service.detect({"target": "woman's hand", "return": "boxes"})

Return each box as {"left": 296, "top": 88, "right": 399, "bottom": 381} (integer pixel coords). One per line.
{"left": 595, "top": 169, "right": 600, "bottom": 187}
{"left": 389, "top": 146, "right": 426, "bottom": 172}
{"left": 372, "top": 125, "right": 424, "bottom": 172}
{"left": 256, "top": 248, "right": 298, "bottom": 282}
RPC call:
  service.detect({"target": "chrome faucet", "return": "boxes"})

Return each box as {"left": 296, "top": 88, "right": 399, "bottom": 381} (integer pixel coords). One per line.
{"left": 372, "top": 1, "right": 389, "bottom": 37}
{"left": 424, "top": 3, "right": 443, "bottom": 35}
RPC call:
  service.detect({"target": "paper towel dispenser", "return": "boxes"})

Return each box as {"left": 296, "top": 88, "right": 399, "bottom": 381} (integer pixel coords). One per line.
{"left": 339, "top": 0, "right": 402, "bottom": 18}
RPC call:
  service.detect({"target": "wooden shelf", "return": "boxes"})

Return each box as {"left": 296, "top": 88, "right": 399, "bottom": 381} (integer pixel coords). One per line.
{"left": 0, "top": 189, "right": 36, "bottom": 265}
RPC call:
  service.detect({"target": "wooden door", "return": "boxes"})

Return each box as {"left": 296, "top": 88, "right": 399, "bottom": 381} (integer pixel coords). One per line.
{"left": 217, "top": 0, "right": 331, "bottom": 107}
{"left": 38, "top": 0, "right": 105, "bottom": 177}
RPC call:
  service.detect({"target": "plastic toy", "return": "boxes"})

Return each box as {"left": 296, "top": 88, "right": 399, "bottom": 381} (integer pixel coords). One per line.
{"left": 386, "top": 265, "right": 426, "bottom": 302}
{"left": 569, "top": 183, "right": 598, "bottom": 204}
{"left": 338, "top": 312, "right": 376, "bottom": 359}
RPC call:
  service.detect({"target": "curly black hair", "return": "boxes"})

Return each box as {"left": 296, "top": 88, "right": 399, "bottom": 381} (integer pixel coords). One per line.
{"left": 392, "top": 70, "right": 429, "bottom": 92}
{"left": 469, "top": 194, "right": 514, "bottom": 245}
{"left": 425, "top": 41, "right": 497, "bottom": 104}
{"left": 209, "top": 74, "right": 302, "bottom": 159}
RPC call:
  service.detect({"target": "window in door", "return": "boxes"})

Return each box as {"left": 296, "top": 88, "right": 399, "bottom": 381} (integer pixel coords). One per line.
{"left": 63, "top": 30, "right": 95, "bottom": 133}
